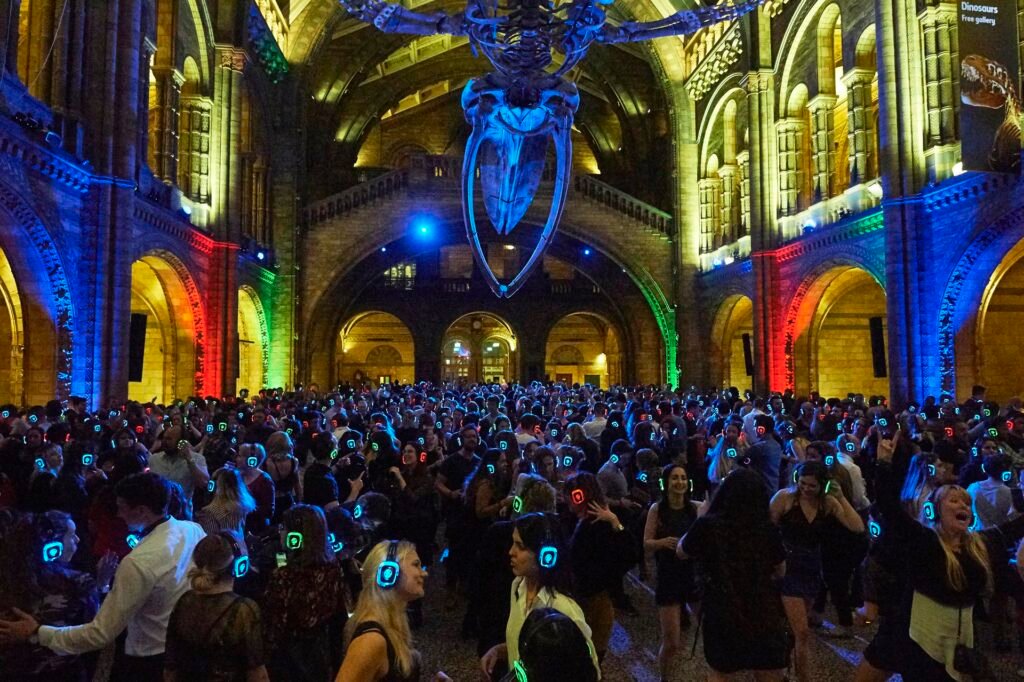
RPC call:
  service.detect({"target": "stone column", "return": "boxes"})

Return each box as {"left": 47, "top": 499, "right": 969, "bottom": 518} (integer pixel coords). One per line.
{"left": 745, "top": 59, "right": 782, "bottom": 393}
{"left": 920, "top": 2, "right": 958, "bottom": 180}
{"left": 669, "top": 85, "right": 703, "bottom": 388}
{"left": 808, "top": 94, "right": 837, "bottom": 201}
{"left": 698, "top": 177, "right": 722, "bottom": 252}
{"left": 876, "top": 0, "right": 929, "bottom": 405}
{"left": 775, "top": 118, "right": 806, "bottom": 217}
{"left": 149, "top": 66, "right": 183, "bottom": 182}
{"left": 206, "top": 47, "right": 247, "bottom": 395}
{"left": 737, "top": 150, "right": 750, "bottom": 236}
{"left": 718, "top": 164, "right": 739, "bottom": 244}
{"left": 844, "top": 68, "right": 877, "bottom": 185}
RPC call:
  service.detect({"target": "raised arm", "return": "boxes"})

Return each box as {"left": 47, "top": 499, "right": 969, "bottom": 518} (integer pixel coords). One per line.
{"left": 339, "top": 0, "right": 466, "bottom": 36}
{"left": 599, "top": 0, "right": 763, "bottom": 44}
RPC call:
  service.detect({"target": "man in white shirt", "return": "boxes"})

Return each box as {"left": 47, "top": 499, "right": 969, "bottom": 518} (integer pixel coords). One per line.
{"left": 582, "top": 402, "right": 608, "bottom": 439}
{"left": 835, "top": 436, "right": 871, "bottom": 511}
{"left": 147, "top": 431, "right": 209, "bottom": 505}
{"left": 0, "top": 472, "right": 205, "bottom": 681}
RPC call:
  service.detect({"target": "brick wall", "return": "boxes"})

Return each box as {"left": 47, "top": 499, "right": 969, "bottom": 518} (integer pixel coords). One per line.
{"left": 814, "top": 281, "right": 888, "bottom": 399}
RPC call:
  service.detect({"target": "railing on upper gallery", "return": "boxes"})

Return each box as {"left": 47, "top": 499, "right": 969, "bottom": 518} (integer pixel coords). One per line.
{"left": 301, "top": 154, "right": 674, "bottom": 238}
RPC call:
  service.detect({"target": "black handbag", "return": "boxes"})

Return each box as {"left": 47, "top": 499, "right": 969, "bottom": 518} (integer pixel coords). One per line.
{"left": 952, "top": 607, "right": 994, "bottom": 680}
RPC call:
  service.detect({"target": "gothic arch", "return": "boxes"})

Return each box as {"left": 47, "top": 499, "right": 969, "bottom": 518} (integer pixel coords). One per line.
{"left": 0, "top": 176, "right": 75, "bottom": 400}
{"left": 939, "top": 205, "right": 1024, "bottom": 396}
{"left": 782, "top": 254, "right": 885, "bottom": 390}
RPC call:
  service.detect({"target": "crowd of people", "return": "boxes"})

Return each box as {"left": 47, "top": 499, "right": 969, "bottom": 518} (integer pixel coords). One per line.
{"left": 0, "top": 381, "right": 1023, "bottom": 681}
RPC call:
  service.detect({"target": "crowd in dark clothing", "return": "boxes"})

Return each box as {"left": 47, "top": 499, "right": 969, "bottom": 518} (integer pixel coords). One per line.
{"left": 0, "top": 383, "right": 1023, "bottom": 681}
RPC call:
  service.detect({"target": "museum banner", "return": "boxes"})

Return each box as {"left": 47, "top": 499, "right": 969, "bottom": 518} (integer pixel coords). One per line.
{"left": 959, "top": 0, "right": 1021, "bottom": 173}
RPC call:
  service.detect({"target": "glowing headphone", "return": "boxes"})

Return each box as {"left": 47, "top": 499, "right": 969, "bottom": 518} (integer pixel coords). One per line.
{"left": 93, "top": 423, "right": 102, "bottom": 433}
{"left": 988, "top": 427, "right": 999, "bottom": 438}
{"left": 376, "top": 540, "right": 401, "bottom": 589}
{"left": 499, "top": 439, "right": 509, "bottom": 451}
{"left": 570, "top": 488, "right": 585, "bottom": 506}
{"left": 877, "top": 418, "right": 888, "bottom": 427}
{"left": 126, "top": 533, "right": 140, "bottom": 549}
{"left": 345, "top": 437, "right": 357, "bottom": 450}
{"left": 550, "top": 428, "right": 559, "bottom": 438}
{"left": 435, "top": 420, "right": 444, "bottom": 430}
{"left": 637, "top": 471, "right": 648, "bottom": 483}
{"left": 417, "top": 436, "right": 425, "bottom": 445}
{"left": 219, "top": 422, "right": 228, "bottom": 432}
{"left": 487, "top": 463, "right": 496, "bottom": 475}
{"left": 206, "top": 424, "right": 214, "bottom": 434}
{"left": 34, "top": 457, "right": 45, "bottom": 471}
{"left": 824, "top": 454, "right": 835, "bottom": 467}
{"left": 562, "top": 455, "right": 573, "bottom": 468}
{"left": 726, "top": 447, "right": 737, "bottom": 458}
{"left": 512, "top": 495, "right": 523, "bottom": 513}
{"left": 28, "top": 414, "right": 38, "bottom": 424}
{"left": 207, "top": 479, "right": 216, "bottom": 493}
{"left": 82, "top": 452, "right": 95, "bottom": 466}
{"left": 609, "top": 454, "right": 620, "bottom": 465}
{"left": 285, "top": 531, "right": 303, "bottom": 550}
{"left": 922, "top": 487, "right": 939, "bottom": 522}
{"left": 1002, "top": 470, "right": 1013, "bottom": 483}
{"left": 845, "top": 441, "right": 855, "bottom": 453}
{"left": 944, "top": 426, "right": 954, "bottom": 438}
{"left": 755, "top": 425, "right": 766, "bottom": 436}
{"left": 927, "top": 463, "right": 937, "bottom": 477}
{"left": 538, "top": 515, "right": 558, "bottom": 569}
{"left": 419, "top": 451, "right": 428, "bottom": 463}
{"left": 329, "top": 448, "right": 339, "bottom": 460}
{"left": 353, "top": 503, "right": 363, "bottom": 519}
{"left": 868, "top": 520, "right": 881, "bottom": 538}
{"left": 42, "top": 537, "right": 63, "bottom": 562}
{"left": 328, "top": 532, "right": 344, "bottom": 554}
{"left": 221, "top": 532, "right": 249, "bottom": 578}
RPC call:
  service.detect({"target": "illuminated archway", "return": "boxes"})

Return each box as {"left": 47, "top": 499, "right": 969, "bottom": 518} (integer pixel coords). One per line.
{"left": 336, "top": 312, "right": 415, "bottom": 385}
{"left": 790, "top": 266, "right": 888, "bottom": 398}
{"left": 129, "top": 255, "right": 200, "bottom": 403}
{"left": 237, "top": 287, "right": 268, "bottom": 395}
{"left": 710, "top": 295, "right": 754, "bottom": 392}
{"left": 544, "top": 312, "right": 622, "bottom": 388}
{"left": 442, "top": 313, "right": 517, "bottom": 384}
{"left": 0, "top": 246, "right": 24, "bottom": 403}
{"left": 973, "top": 240, "right": 1024, "bottom": 402}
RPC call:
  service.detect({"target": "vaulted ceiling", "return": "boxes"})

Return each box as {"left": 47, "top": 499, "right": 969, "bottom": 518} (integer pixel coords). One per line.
{"left": 286, "top": 0, "right": 698, "bottom": 208}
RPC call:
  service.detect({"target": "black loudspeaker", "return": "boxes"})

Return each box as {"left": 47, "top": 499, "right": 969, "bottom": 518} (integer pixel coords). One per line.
{"left": 742, "top": 333, "right": 754, "bottom": 377}
{"left": 869, "top": 317, "right": 887, "bottom": 378}
{"left": 128, "top": 313, "right": 148, "bottom": 382}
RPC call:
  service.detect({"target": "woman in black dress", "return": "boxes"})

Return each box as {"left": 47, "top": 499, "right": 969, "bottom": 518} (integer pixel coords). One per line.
{"left": 643, "top": 463, "right": 702, "bottom": 681}
{"left": 678, "top": 468, "right": 789, "bottom": 681}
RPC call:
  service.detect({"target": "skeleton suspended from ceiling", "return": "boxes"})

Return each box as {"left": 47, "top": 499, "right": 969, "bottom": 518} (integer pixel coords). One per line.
{"left": 338, "top": 0, "right": 764, "bottom": 296}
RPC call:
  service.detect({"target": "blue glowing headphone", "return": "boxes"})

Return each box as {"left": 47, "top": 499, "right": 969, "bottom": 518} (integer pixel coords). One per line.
{"left": 637, "top": 471, "right": 648, "bottom": 483}
{"left": 538, "top": 515, "right": 558, "bottom": 569}
{"left": 221, "top": 532, "right": 249, "bottom": 578}
{"left": 34, "top": 457, "right": 45, "bottom": 471}
{"left": 726, "top": 447, "right": 737, "bottom": 458}
{"left": 824, "top": 454, "right": 835, "bottom": 467}
{"left": 868, "top": 520, "right": 881, "bottom": 538}
{"left": 376, "top": 540, "right": 401, "bottom": 589}
{"left": 328, "top": 532, "right": 344, "bottom": 554}
{"left": 353, "top": 503, "right": 363, "bottom": 519}
{"left": 81, "top": 452, "right": 95, "bottom": 466}
{"left": 1002, "top": 470, "right": 1013, "bottom": 483}
{"left": 41, "top": 520, "right": 64, "bottom": 562}
{"left": 207, "top": 479, "right": 216, "bottom": 493}
{"left": 845, "top": 441, "right": 855, "bottom": 452}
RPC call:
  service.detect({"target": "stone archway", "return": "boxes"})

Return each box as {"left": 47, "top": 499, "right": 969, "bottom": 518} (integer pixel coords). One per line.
{"left": 785, "top": 265, "right": 887, "bottom": 397}
{"left": 129, "top": 253, "right": 204, "bottom": 403}
{"left": 336, "top": 311, "right": 416, "bottom": 386}
{"left": 709, "top": 295, "right": 754, "bottom": 392}
{"left": 544, "top": 312, "right": 623, "bottom": 388}
{"left": 237, "top": 286, "right": 269, "bottom": 395}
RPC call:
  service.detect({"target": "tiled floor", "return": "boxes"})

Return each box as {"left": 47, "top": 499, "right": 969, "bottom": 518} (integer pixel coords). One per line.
{"left": 416, "top": 570, "right": 1024, "bottom": 681}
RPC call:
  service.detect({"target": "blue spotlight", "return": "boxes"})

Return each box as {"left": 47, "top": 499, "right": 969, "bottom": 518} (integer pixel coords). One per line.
{"left": 583, "top": 247, "right": 592, "bottom": 256}
{"left": 411, "top": 214, "right": 436, "bottom": 239}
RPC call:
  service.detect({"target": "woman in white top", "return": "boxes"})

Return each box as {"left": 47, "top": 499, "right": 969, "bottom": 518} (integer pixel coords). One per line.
{"left": 480, "top": 512, "right": 600, "bottom": 680}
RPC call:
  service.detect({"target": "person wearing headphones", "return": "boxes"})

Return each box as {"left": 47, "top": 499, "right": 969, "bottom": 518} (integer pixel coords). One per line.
{"left": 164, "top": 532, "right": 267, "bottom": 681}
{"left": 480, "top": 512, "right": 600, "bottom": 680}
{"left": 770, "top": 460, "right": 864, "bottom": 681}
{"left": 502, "top": 608, "right": 598, "bottom": 682}
{"left": 338, "top": 539, "right": 450, "bottom": 681}
{"left": 856, "top": 431, "right": 1024, "bottom": 681}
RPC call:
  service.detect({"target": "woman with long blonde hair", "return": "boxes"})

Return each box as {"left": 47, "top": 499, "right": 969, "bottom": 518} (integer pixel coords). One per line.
{"left": 195, "top": 467, "right": 257, "bottom": 538}
{"left": 338, "top": 539, "right": 450, "bottom": 681}
{"left": 856, "top": 432, "right": 1024, "bottom": 681}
